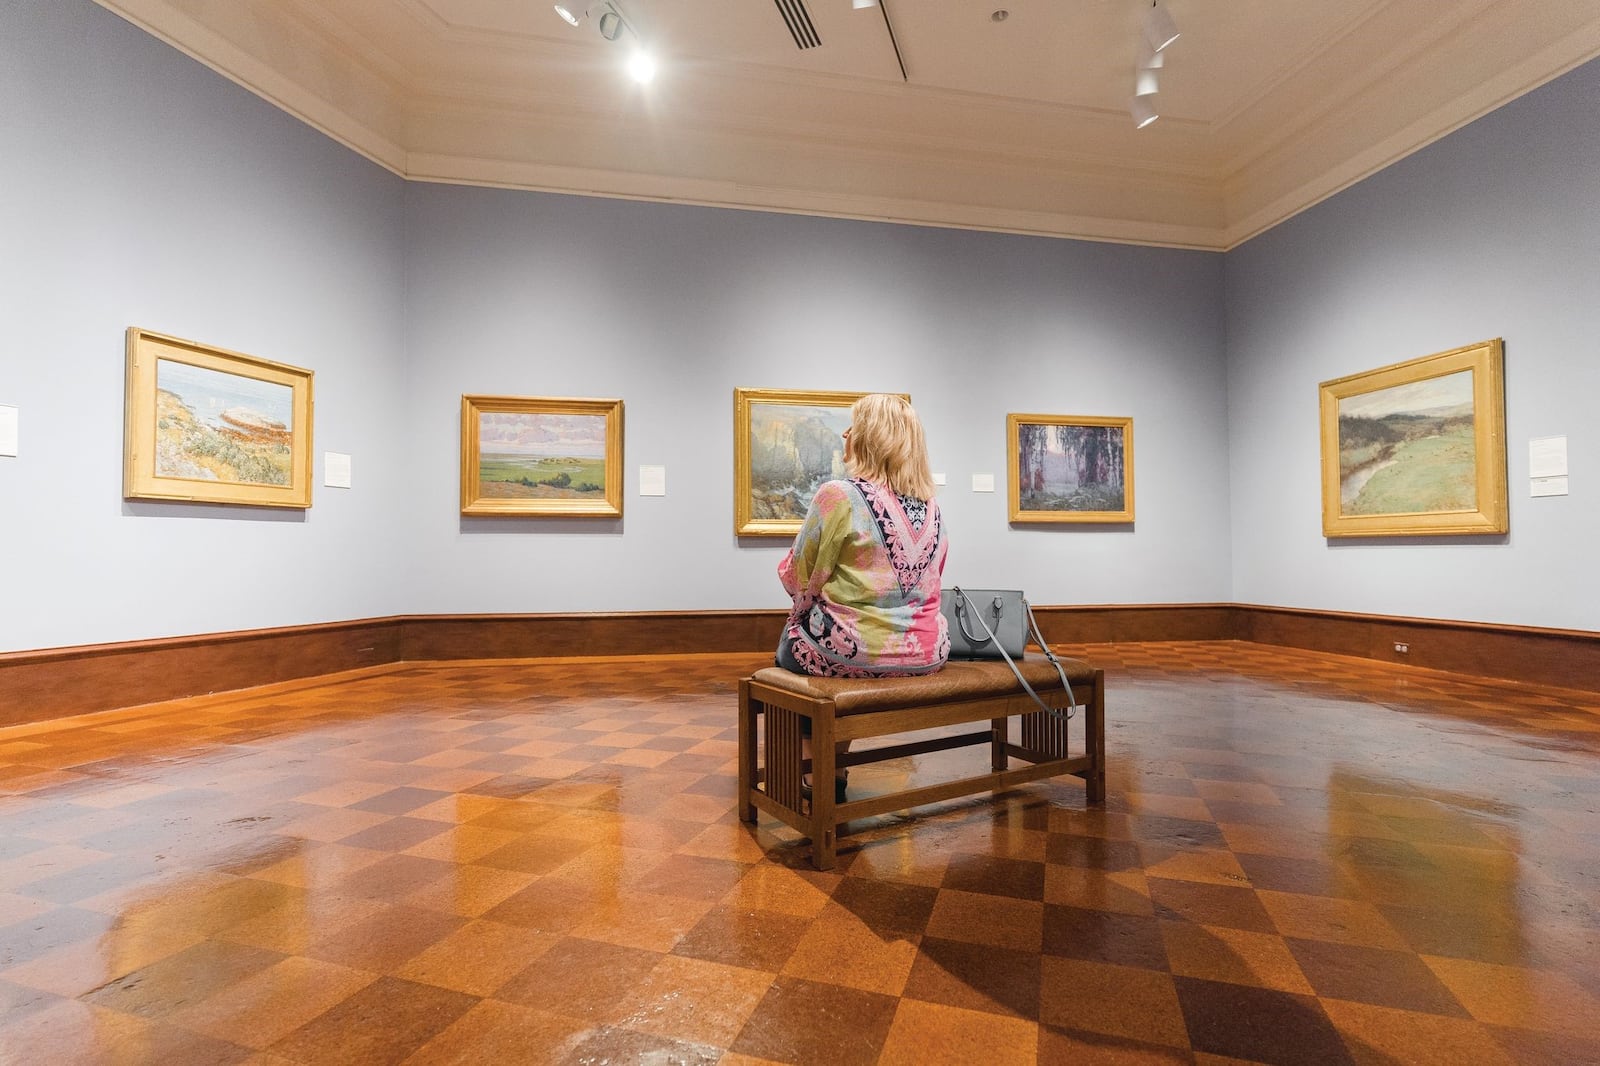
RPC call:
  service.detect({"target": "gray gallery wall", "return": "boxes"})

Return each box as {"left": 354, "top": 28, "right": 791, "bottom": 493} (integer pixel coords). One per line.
{"left": 401, "top": 185, "right": 1229, "bottom": 615}
{"left": 6, "top": 0, "right": 1594, "bottom": 655}
{"left": 0, "top": 0, "right": 410, "bottom": 653}
{"left": 1224, "top": 58, "right": 1600, "bottom": 632}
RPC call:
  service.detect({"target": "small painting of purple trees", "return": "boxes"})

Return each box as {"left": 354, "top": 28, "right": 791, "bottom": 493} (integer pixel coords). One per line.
{"left": 1009, "top": 415, "right": 1133, "bottom": 522}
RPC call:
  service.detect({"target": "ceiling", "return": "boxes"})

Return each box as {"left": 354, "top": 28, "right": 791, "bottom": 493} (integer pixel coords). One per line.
{"left": 93, "top": 0, "right": 1600, "bottom": 250}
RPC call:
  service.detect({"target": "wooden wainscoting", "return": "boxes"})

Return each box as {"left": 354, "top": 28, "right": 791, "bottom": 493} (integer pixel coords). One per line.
{"left": 3, "top": 605, "right": 1595, "bottom": 725}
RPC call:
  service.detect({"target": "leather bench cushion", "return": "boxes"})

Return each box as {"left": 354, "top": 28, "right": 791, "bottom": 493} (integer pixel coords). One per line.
{"left": 750, "top": 655, "right": 1094, "bottom": 715}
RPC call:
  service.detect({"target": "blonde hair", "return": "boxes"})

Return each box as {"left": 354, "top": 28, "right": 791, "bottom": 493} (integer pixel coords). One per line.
{"left": 846, "top": 393, "right": 936, "bottom": 500}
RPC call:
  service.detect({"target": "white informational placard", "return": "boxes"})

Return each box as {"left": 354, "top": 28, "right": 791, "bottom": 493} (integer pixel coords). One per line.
{"left": 1529, "top": 436, "right": 1568, "bottom": 478}
{"left": 1531, "top": 476, "right": 1569, "bottom": 498}
{"left": 931, "top": 472, "right": 946, "bottom": 486}
{"left": 324, "top": 452, "right": 352, "bottom": 488}
{"left": 0, "top": 405, "right": 16, "bottom": 457}
{"left": 639, "top": 465, "right": 666, "bottom": 496}
{"left": 972, "top": 473, "right": 995, "bottom": 493}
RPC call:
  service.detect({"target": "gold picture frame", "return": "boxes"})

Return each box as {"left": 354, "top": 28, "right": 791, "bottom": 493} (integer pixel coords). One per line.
{"left": 461, "top": 394, "right": 624, "bottom": 517}
{"left": 1007, "top": 414, "right": 1134, "bottom": 524}
{"left": 734, "top": 387, "right": 906, "bottom": 537}
{"left": 123, "top": 327, "right": 314, "bottom": 508}
{"left": 1319, "top": 339, "right": 1507, "bottom": 537}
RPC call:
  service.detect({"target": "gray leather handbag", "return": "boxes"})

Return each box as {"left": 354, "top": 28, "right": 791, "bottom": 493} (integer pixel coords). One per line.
{"left": 941, "top": 586, "right": 1077, "bottom": 722}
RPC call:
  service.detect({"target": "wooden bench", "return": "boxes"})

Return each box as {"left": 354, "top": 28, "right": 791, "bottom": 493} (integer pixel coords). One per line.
{"left": 738, "top": 655, "right": 1105, "bottom": 869}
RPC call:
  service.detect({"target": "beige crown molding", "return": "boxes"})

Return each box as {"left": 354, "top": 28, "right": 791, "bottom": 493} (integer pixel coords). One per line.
{"left": 89, "top": 0, "right": 1600, "bottom": 253}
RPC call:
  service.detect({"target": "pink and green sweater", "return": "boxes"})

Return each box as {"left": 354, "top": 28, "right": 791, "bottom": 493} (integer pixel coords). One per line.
{"left": 778, "top": 478, "right": 949, "bottom": 677}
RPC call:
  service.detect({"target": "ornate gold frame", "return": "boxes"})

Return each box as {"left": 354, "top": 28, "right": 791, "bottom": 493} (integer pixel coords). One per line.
{"left": 460, "top": 394, "right": 624, "bottom": 517}
{"left": 1007, "top": 413, "right": 1135, "bottom": 524}
{"left": 1319, "top": 339, "right": 1507, "bottom": 537}
{"left": 123, "top": 327, "right": 314, "bottom": 508}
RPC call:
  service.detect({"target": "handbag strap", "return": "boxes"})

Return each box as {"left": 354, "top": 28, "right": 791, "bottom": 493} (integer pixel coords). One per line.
{"left": 949, "top": 586, "right": 1076, "bottom": 722}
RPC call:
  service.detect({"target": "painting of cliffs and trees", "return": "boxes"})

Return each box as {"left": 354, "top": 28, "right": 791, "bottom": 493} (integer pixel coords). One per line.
{"left": 1318, "top": 340, "right": 1507, "bottom": 537}
{"left": 734, "top": 388, "right": 891, "bottom": 536}
{"left": 1007, "top": 414, "right": 1134, "bottom": 523}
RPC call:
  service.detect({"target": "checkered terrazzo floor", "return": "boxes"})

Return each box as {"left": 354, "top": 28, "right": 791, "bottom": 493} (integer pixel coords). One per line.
{"left": 1, "top": 641, "right": 1597, "bottom": 1064}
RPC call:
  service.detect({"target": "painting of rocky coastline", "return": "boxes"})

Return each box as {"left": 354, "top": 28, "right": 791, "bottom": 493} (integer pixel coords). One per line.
{"left": 154, "top": 359, "right": 294, "bottom": 486}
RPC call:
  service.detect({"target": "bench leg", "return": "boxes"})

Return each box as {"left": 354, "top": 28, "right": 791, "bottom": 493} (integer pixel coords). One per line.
{"left": 737, "top": 680, "right": 757, "bottom": 824}
{"left": 811, "top": 702, "right": 837, "bottom": 870}
{"left": 1086, "top": 670, "right": 1107, "bottom": 804}
{"left": 990, "top": 716, "right": 1008, "bottom": 773}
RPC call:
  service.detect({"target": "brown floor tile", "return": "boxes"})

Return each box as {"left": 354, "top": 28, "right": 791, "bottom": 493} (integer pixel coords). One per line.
{"left": 1422, "top": 956, "right": 1600, "bottom": 1038}
{"left": 780, "top": 903, "right": 920, "bottom": 996}
{"left": 1037, "top": 1026, "right": 1195, "bottom": 1064}
{"left": 878, "top": 997, "right": 1039, "bottom": 1065}
{"left": 671, "top": 903, "right": 811, "bottom": 972}
{"left": 394, "top": 919, "right": 561, "bottom": 997}
{"left": 493, "top": 936, "right": 662, "bottom": 1019}
{"left": 1287, "top": 938, "right": 1470, "bottom": 1016}
{"left": 400, "top": 999, "right": 591, "bottom": 1065}
{"left": 1043, "top": 865, "right": 1154, "bottom": 916}
{"left": 1042, "top": 904, "right": 1170, "bottom": 970}
{"left": 1320, "top": 999, "right": 1518, "bottom": 1066}
{"left": 607, "top": 953, "right": 773, "bottom": 1045}
{"left": 831, "top": 876, "right": 941, "bottom": 940}
{"left": 267, "top": 976, "right": 479, "bottom": 1064}
{"left": 901, "top": 936, "right": 1041, "bottom": 1019}
{"left": 1256, "top": 890, "right": 1410, "bottom": 950}
{"left": 729, "top": 976, "right": 899, "bottom": 1066}
{"left": 1173, "top": 975, "right": 1355, "bottom": 1065}
{"left": 1148, "top": 877, "right": 1277, "bottom": 933}
{"left": 1039, "top": 956, "right": 1188, "bottom": 1048}
{"left": 1159, "top": 921, "right": 1315, "bottom": 995}
{"left": 167, "top": 955, "right": 377, "bottom": 1049}
{"left": 941, "top": 854, "right": 1046, "bottom": 900}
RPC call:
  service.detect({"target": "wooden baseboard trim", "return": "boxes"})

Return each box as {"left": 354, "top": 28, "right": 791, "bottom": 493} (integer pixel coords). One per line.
{"left": 3, "top": 605, "right": 1595, "bottom": 726}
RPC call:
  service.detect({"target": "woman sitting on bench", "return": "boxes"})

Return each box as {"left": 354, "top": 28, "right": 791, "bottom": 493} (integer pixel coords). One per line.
{"left": 775, "top": 393, "right": 950, "bottom": 804}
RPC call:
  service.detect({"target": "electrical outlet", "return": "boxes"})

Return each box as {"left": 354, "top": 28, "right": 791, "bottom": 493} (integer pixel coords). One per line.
{"left": 1393, "top": 642, "right": 1409, "bottom": 654}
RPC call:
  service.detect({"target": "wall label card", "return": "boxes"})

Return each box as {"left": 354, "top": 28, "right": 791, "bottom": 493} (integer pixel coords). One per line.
{"left": 1531, "top": 476, "right": 1568, "bottom": 498}
{"left": 639, "top": 465, "right": 666, "bottom": 496}
{"left": 1529, "top": 436, "right": 1567, "bottom": 478}
{"left": 0, "top": 405, "right": 16, "bottom": 457}
{"left": 972, "top": 473, "right": 995, "bottom": 493}
{"left": 324, "top": 452, "right": 352, "bottom": 488}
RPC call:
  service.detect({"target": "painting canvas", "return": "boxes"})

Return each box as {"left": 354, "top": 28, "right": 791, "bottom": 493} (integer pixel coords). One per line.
{"left": 461, "top": 395, "right": 623, "bottom": 517}
{"left": 1319, "top": 339, "right": 1506, "bottom": 537}
{"left": 124, "top": 328, "right": 313, "bottom": 508}
{"left": 1008, "top": 414, "right": 1134, "bottom": 523}
{"left": 734, "top": 388, "right": 900, "bottom": 537}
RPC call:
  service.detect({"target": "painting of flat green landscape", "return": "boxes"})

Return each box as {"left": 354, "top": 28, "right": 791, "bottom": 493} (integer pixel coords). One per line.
{"left": 477, "top": 411, "right": 607, "bottom": 500}
{"left": 1337, "top": 369, "right": 1475, "bottom": 516}
{"left": 154, "top": 359, "right": 294, "bottom": 486}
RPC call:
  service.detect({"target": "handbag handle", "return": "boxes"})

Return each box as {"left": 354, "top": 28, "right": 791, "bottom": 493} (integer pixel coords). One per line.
{"left": 951, "top": 588, "right": 1006, "bottom": 647}
{"left": 949, "top": 585, "right": 1076, "bottom": 723}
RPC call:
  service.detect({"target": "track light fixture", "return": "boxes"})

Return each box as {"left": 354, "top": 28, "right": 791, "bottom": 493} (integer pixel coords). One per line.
{"left": 552, "top": 0, "right": 656, "bottom": 84}
{"left": 1130, "top": 1, "right": 1178, "bottom": 127}
{"left": 1142, "top": 1, "right": 1179, "bottom": 53}
{"left": 852, "top": 0, "right": 878, "bottom": 8}
{"left": 1129, "top": 95, "right": 1159, "bottom": 129}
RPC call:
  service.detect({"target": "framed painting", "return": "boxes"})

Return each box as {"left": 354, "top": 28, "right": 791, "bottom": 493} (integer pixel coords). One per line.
{"left": 123, "top": 327, "right": 314, "bottom": 508}
{"left": 461, "top": 395, "right": 623, "bottom": 517}
{"left": 734, "top": 387, "right": 906, "bottom": 537}
{"left": 1319, "top": 338, "right": 1506, "bottom": 537}
{"left": 1007, "top": 414, "right": 1134, "bottom": 523}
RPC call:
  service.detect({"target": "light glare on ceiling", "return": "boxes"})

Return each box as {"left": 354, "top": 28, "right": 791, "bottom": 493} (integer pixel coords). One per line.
{"left": 627, "top": 49, "right": 657, "bottom": 84}
{"left": 1130, "top": 96, "right": 1159, "bottom": 128}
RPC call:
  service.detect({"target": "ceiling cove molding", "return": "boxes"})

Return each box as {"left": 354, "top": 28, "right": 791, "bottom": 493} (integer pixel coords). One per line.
{"left": 404, "top": 160, "right": 1228, "bottom": 251}
{"left": 93, "top": 0, "right": 409, "bottom": 174}
{"left": 1222, "top": 17, "right": 1600, "bottom": 248}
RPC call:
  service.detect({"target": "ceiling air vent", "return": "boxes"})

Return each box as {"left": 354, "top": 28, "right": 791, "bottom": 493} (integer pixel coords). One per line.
{"left": 773, "top": 0, "right": 820, "bottom": 49}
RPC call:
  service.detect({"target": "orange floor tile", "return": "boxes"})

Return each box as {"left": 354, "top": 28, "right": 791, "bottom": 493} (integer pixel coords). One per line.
{"left": 1, "top": 642, "right": 1597, "bottom": 1064}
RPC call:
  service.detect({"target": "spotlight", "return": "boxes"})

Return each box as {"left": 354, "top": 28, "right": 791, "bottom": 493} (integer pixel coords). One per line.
{"left": 1142, "top": 1, "right": 1179, "bottom": 53}
{"left": 597, "top": 4, "right": 624, "bottom": 41}
{"left": 1136, "top": 37, "right": 1164, "bottom": 70}
{"left": 553, "top": 1, "right": 585, "bottom": 26}
{"left": 1135, "top": 68, "right": 1159, "bottom": 97}
{"left": 1130, "top": 95, "right": 1159, "bottom": 129}
{"left": 852, "top": 0, "right": 878, "bottom": 8}
{"left": 627, "top": 48, "right": 657, "bottom": 84}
